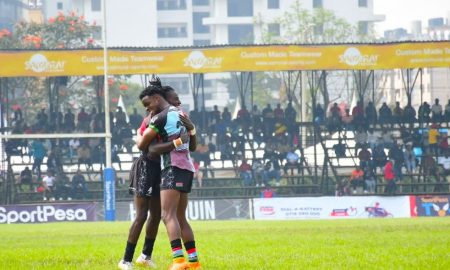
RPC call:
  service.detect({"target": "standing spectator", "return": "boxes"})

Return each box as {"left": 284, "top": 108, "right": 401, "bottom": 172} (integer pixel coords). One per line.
{"left": 378, "top": 102, "right": 392, "bottom": 128}
{"left": 418, "top": 102, "right": 431, "bottom": 123}
{"left": 212, "top": 105, "right": 221, "bottom": 124}
{"left": 30, "top": 139, "right": 46, "bottom": 179}
{"left": 68, "top": 138, "right": 80, "bottom": 162}
{"left": 221, "top": 107, "right": 231, "bottom": 124}
{"left": 365, "top": 102, "right": 377, "bottom": 127}
{"left": 64, "top": 109, "right": 75, "bottom": 131}
{"left": 431, "top": 98, "right": 443, "bottom": 123}
{"left": 46, "top": 149, "right": 63, "bottom": 174}
{"left": 192, "top": 158, "right": 203, "bottom": 188}
{"left": 274, "top": 104, "right": 284, "bottom": 120}
{"left": 367, "top": 129, "right": 379, "bottom": 150}
{"left": 239, "top": 159, "right": 253, "bottom": 186}
{"left": 364, "top": 167, "right": 376, "bottom": 194}
{"left": 403, "top": 144, "right": 417, "bottom": 173}
{"left": 42, "top": 171, "right": 55, "bottom": 201}
{"left": 351, "top": 101, "right": 364, "bottom": 129}
{"left": 314, "top": 104, "right": 325, "bottom": 124}
{"left": 428, "top": 123, "right": 440, "bottom": 156}
{"left": 77, "top": 108, "right": 90, "bottom": 132}
{"left": 36, "top": 108, "right": 48, "bottom": 130}
{"left": 389, "top": 142, "right": 404, "bottom": 182}
{"left": 285, "top": 102, "right": 297, "bottom": 125}
{"left": 445, "top": 99, "right": 450, "bottom": 124}
{"left": 341, "top": 109, "right": 353, "bottom": 131}
{"left": 403, "top": 104, "right": 416, "bottom": 126}
{"left": 72, "top": 170, "right": 88, "bottom": 199}
{"left": 115, "top": 107, "right": 127, "bottom": 128}
{"left": 128, "top": 108, "right": 143, "bottom": 129}
{"left": 358, "top": 146, "right": 372, "bottom": 169}
{"left": 392, "top": 102, "right": 403, "bottom": 126}
{"left": 439, "top": 134, "right": 449, "bottom": 155}
{"left": 384, "top": 160, "right": 396, "bottom": 195}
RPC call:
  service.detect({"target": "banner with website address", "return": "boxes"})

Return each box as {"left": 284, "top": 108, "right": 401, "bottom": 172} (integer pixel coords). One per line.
{"left": 0, "top": 203, "right": 97, "bottom": 224}
{"left": 253, "top": 196, "right": 411, "bottom": 220}
{"left": 0, "top": 41, "right": 449, "bottom": 77}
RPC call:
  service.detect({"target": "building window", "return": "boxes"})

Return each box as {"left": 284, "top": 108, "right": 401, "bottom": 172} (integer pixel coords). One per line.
{"left": 268, "top": 23, "right": 280, "bottom": 36}
{"left": 313, "top": 0, "right": 322, "bottom": 8}
{"left": 228, "top": 24, "right": 254, "bottom": 44}
{"left": 162, "top": 77, "right": 190, "bottom": 94}
{"left": 193, "top": 12, "right": 210, "bottom": 34}
{"left": 358, "top": 21, "right": 369, "bottom": 35}
{"left": 194, "top": 40, "right": 210, "bottom": 46}
{"left": 57, "top": 2, "right": 63, "bottom": 10}
{"left": 157, "top": 0, "right": 187, "bottom": 10}
{"left": 228, "top": 0, "right": 253, "bottom": 17}
{"left": 268, "top": 0, "right": 279, "bottom": 9}
{"left": 358, "top": 0, "right": 368, "bottom": 7}
{"left": 91, "top": 0, "right": 101, "bottom": 11}
{"left": 193, "top": 0, "right": 209, "bottom": 5}
{"left": 158, "top": 24, "right": 188, "bottom": 38}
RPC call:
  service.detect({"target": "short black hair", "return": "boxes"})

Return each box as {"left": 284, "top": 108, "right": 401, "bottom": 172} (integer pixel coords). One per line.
{"left": 139, "top": 76, "right": 165, "bottom": 100}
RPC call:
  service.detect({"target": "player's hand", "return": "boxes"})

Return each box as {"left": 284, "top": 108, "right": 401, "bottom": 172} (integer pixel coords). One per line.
{"left": 180, "top": 132, "right": 189, "bottom": 144}
{"left": 179, "top": 114, "right": 194, "bottom": 131}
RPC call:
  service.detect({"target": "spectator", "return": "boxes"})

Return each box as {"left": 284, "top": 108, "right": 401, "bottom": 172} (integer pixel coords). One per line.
{"left": 333, "top": 139, "right": 346, "bottom": 163}
{"left": 403, "top": 144, "right": 417, "bottom": 173}
{"left": 68, "top": 138, "right": 80, "bottom": 161}
{"left": 128, "top": 108, "right": 143, "bottom": 129}
{"left": 42, "top": 171, "right": 55, "bottom": 201}
{"left": 30, "top": 139, "right": 46, "bottom": 179}
{"left": 438, "top": 152, "right": 450, "bottom": 176}
{"left": 222, "top": 107, "right": 231, "bottom": 124}
{"left": 431, "top": 98, "right": 443, "bottom": 123}
{"left": 421, "top": 154, "right": 437, "bottom": 177}
{"left": 77, "top": 108, "right": 90, "bottom": 132}
{"left": 212, "top": 105, "right": 221, "bottom": 124}
{"left": 46, "top": 149, "right": 63, "bottom": 174}
{"left": 428, "top": 123, "right": 440, "bottom": 156}
{"left": 384, "top": 160, "right": 396, "bottom": 195}
{"left": 314, "top": 104, "right": 325, "bottom": 124}
{"left": 365, "top": 102, "right": 377, "bottom": 127}
{"left": 439, "top": 134, "right": 448, "bottom": 155}
{"left": 358, "top": 146, "right": 372, "bottom": 169}
{"left": 239, "top": 159, "right": 253, "bottom": 186}
{"left": 341, "top": 109, "right": 354, "bottom": 131}
{"left": 328, "top": 103, "right": 342, "bottom": 132}
{"left": 351, "top": 101, "right": 364, "bottom": 128}
{"left": 367, "top": 129, "right": 379, "bottom": 150}
{"left": 378, "top": 102, "right": 392, "bottom": 127}
{"left": 64, "top": 109, "right": 75, "bottom": 131}
{"left": 77, "top": 143, "right": 92, "bottom": 171}
{"left": 349, "top": 166, "right": 365, "bottom": 194}
{"left": 285, "top": 102, "right": 297, "bottom": 123}
{"left": 403, "top": 104, "right": 416, "bottom": 125}
{"left": 445, "top": 99, "right": 450, "bottom": 123}
{"left": 380, "top": 129, "right": 394, "bottom": 149}
{"left": 392, "top": 102, "right": 403, "bottom": 125}
{"left": 418, "top": 102, "right": 431, "bottom": 123}
{"left": 36, "top": 108, "right": 48, "bottom": 129}
{"left": 192, "top": 158, "right": 203, "bottom": 188}
{"left": 354, "top": 127, "right": 368, "bottom": 156}
{"left": 55, "top": 172, "right": 73, "bottom": 200}
{"left": 18, "top": 166, "right": 33, "bottom": 191}
{"left": 364, "top": 167, "right": 376, "bottom": 194}
{"left": 389, "top": 142, "right": 404, "bottom": 181}
{"left": 373, "top": 145, "right": 387, "bottom": 173}
{"left": 260, "top": 184, "right": 275, "bottom": 198}
{"left": 71, "top": 170, "right": 88, "bottom": 199}
{"left": 274, "top": 104, "right": 284, "bottom": 120}
{"left": 252, "top": 159, "right": 266, "bottom": 187}
{"left": 284, "top": 151, "right": 300, "bottom": 176}
{"left": 115, "top": 107, "right": 127, "bottom": 128}
{"left": 264, "top": 159, "right": 281, "bottom": 186}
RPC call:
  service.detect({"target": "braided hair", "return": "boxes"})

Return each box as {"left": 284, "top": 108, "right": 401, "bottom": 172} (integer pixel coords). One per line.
{"left": 138, "top": 75, "right": 166, "bottom": 100}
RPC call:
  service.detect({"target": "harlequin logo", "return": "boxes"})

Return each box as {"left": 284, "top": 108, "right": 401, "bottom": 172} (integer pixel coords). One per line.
{"left": 339, "top": 47, "right": 378, "bottom": 66}
{"left": 183, "top": 51, "right": 223, "bottom": 69}
{"left": 260, "top": 206, "right": 275, "bottom": 215}
{"left": 25, "top": 54, "right": 65, "bottom": 73}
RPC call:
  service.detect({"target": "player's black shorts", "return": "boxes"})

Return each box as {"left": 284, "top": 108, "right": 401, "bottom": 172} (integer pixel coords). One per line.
{"left": 129, "top": 156, "right": 161, "bottom": 198}
{"left": 160, "top": 166, "right": 194, "bottom": 193}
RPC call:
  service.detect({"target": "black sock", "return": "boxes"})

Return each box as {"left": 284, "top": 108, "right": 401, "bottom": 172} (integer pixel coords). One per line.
{"left": 170, "top": 239, "right": 184, "bottom": 259}
{"left": 142, "top": 238, "right": 156, "bottom": 258}
{"left": 123, "top": 241, "right": 137, "bottom": 262}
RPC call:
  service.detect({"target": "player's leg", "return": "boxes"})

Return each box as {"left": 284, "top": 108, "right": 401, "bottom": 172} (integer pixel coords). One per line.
{"left": 178, "top": 192, "right": 201, "bottom": 269}
{"left": 118, "top": 196, "right": 149, "bottom": 270}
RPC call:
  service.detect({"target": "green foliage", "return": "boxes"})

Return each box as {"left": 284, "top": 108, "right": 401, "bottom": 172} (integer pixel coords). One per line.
{"left": 0, "top": 219, "right": 449, "bottom": 269}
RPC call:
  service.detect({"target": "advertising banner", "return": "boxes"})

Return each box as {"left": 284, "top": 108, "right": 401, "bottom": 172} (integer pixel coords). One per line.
{"left": 123, "top": 199, "right": 250, "bottom": 221}
{"left": 0, "top": 42, "right": 449, "bottom": 77}
{"left": 103, "top": 168, "right": 116, "bottom": 221}
{"left": 411, "top": 195, "right": 450, "bottom": 217}
{"left": 0, "top": 203, "right": 96, "bottom": 224}
{"left": 253, "top": 196, "right": 411, "bottom": 220}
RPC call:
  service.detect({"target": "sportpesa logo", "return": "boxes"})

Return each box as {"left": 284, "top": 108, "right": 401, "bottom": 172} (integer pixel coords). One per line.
{"left": 183, "top": 51, "right": 223, "bottom": 69}
{"left": 339, "top": 47, "right": 378, "bottom": 66}
{"left": 25, "top": 53, "right": 65, "bottom": 73}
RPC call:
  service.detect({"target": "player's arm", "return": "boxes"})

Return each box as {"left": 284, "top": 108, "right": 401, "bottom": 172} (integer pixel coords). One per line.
{"left": 136, "top": 127, "right": 159, "bottom": 150}
{"left": 148, "top": 133, "right": 189, "bottom": 156}
{"left": 179, "top": 114, "right": 197, "bottom": 151}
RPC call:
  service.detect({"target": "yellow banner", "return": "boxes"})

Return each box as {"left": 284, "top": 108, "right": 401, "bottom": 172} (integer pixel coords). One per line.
{"left": 0, "top": 42, "right": 449, "bottom": 77}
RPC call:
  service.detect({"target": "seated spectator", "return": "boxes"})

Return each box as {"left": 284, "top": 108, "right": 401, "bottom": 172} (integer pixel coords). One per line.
{"left": 380, "top": 129, "right": 394, "bottom": 149}
{"left": 431, "top": 98, "right": 443, "bottom": 123}
{"left": 42, "top": 171, "right": 55, "bottom": 201}
{"left": 55, "top": 172, "right": 73, "bottom": 200}
{"left": 18, "top": 166, "right": 33, "bottom": 191}
{"left": 193, "top": 140, "right": 214, "bottom": 178}
{"left": 365, "top": 102, "right": 377, "bottom": 127}
{"left": 349, "top": 166, "right": 365, "bottom": 194}
{"left": 438, "top": 152, "right": 450, "bottom": 176}
{"left": 403, "top": 144, "right": 417, "bottom": 173}
{"left": 358, "top": 146, "right": 372, "bottom": 169}
{"left": 384, "top": 160, "right": 396, "bottom": 195}
{"left": 364, "top": 167, "right": 376, "bottom": 194}
{"left": 333, "top": 139, "right": 346, "bottom": 160}
{"left": 68, "top": 138, "right": 80, "bottom": 162}
{"left": 392, "top": 102, "right": 403, "bottom": 125}
{"left": 239, "top": 159, "right": 253, "bottom": 186}
{"left": 445, "top": 99, "right": 450, "bottom": 123}
{"left": 260, "top": 184, "right": 275, "bottom": 198}
{"left": 378, "top": 102, "right": 392, "bottom": 128}
{"left": 71, "top": 170, "right": 88, "bottom": 199}
{"left": 264, "top": 160, "right": 281, "bottom": 186}
{"left": 341, "top": 109, "right": 353, "bottom": 131}
{"left": 418, "top": 101, "right": 431, "bottom": 123}
{"left": 439, "top": 134, "right": 448, "bottom": 155}
{"left": 284, "top": 151, "right": 300, "bottom": 176}
{"left": 354, "top": 127, "right": 368, "bottom": 156}
{"left": 367, "top": 129, "right": 379, "bottom": 151}
{"left": 252, "top": 159, "right": 266, "bottom": 187}
{"left": 192, "top": 158, "right": 203, "bottom": 188}
{"left": 428, "top": 123, "right": 440, "bottom": 156}
{"left": 77, "top": 143, "right": 92, "bottom": 171}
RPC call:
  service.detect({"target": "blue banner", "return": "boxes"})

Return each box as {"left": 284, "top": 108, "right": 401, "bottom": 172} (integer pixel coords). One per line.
{"left": 103, "top": 168, "right": 116, "bottom": 221}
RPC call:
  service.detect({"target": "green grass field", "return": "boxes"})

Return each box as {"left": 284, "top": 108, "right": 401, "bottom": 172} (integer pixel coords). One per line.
{"left": 1, "top": 218, "right": 449, "bottom": 269}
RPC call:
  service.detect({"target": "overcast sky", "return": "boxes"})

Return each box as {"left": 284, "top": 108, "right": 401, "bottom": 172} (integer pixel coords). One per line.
{"left": 374, "top": 0, "right": 450, "bottom": 34}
